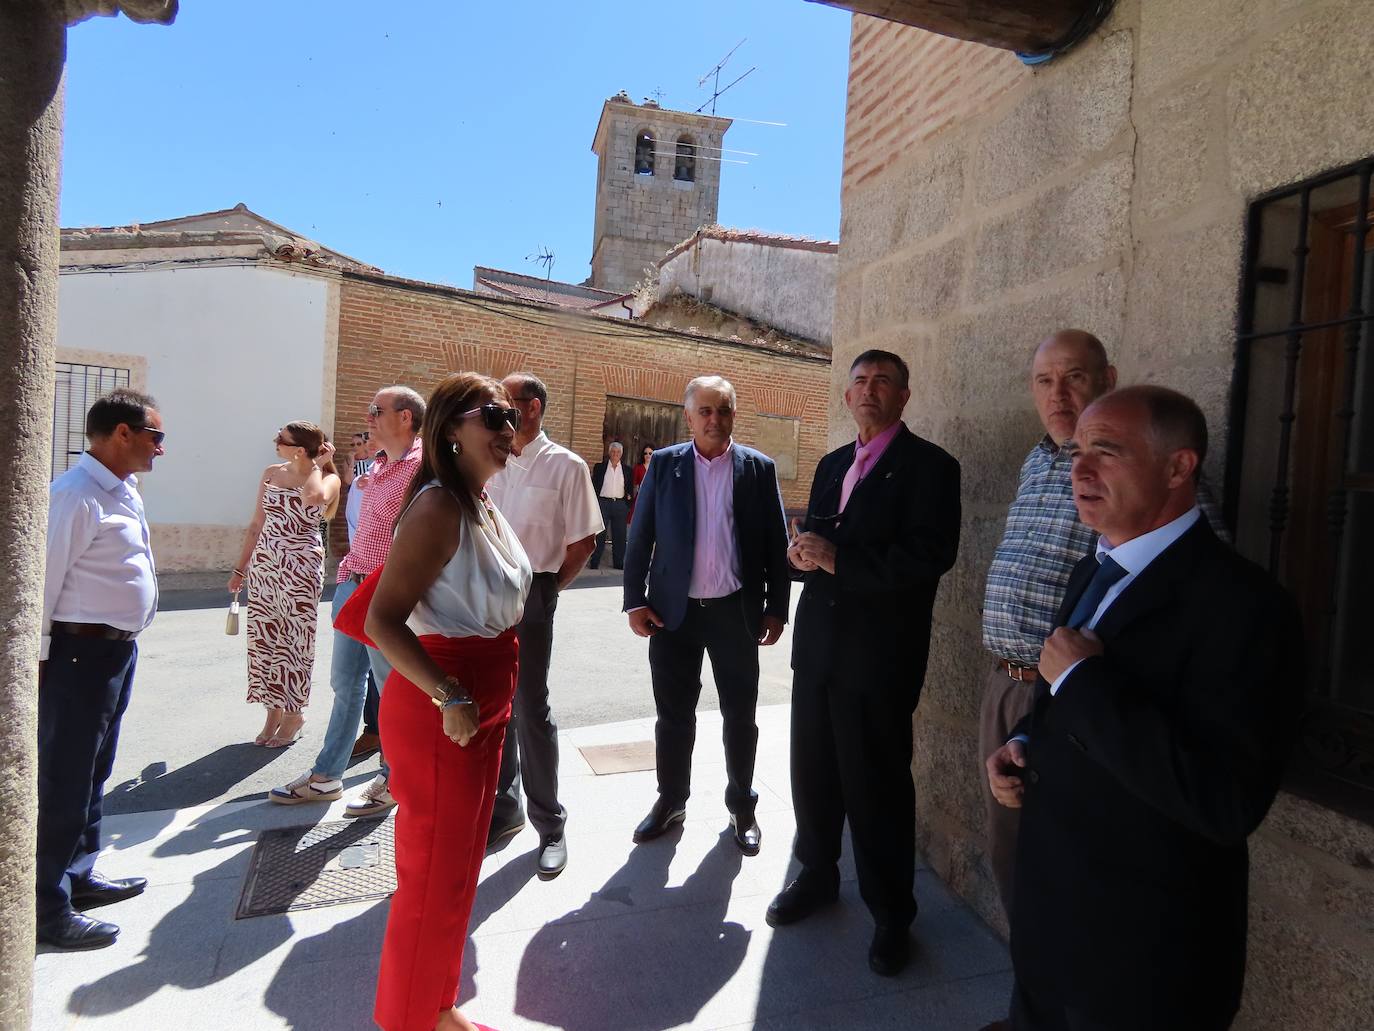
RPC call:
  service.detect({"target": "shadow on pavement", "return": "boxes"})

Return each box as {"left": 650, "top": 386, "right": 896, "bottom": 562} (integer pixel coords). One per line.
{"left": 103, "top": 744, "right": 282, "bottom": 816}
{"left": 512, "top": 829, "right": 748, "bottom": 1030}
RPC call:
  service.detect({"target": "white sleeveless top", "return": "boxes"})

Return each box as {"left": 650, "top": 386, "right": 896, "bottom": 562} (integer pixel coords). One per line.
{"left": 404, "top": 481, "right": 533, "bottom": 639}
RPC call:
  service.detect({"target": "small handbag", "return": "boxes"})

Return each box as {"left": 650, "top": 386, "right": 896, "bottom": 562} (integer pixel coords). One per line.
{"left": 334, "top": 566, "right": 383, "bottom": 647}
{"left": 225, "top": 590, "right": 241, "bottom": 636}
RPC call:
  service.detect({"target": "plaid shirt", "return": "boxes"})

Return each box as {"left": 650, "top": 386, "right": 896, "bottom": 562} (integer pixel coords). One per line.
{"left": 337, "top": 438, "right": 422, "bottom": 583}
{"left": 981, "top": 436, "right": 1226, "bottom": 663}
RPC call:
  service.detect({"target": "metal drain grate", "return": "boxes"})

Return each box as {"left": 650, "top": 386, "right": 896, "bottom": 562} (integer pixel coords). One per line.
{"left": 236, "top": 817, "right": 396, "bottom": 919}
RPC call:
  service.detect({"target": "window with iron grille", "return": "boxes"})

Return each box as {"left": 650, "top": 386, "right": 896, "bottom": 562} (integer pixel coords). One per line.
{"left": 1226, "top": 157, "right": 1373, "bottom": 816}
{"left": 52, "top": 362, "right": 131, "bottom": 479}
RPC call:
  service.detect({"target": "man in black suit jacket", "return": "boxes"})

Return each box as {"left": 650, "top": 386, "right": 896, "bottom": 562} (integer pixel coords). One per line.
{"left": 623, "top": 375, "right": 791, "bottom": 855}
{"left": 590, "top": 442, "right": 634, "bottom": 569}
{"left": 768, "top": 349, "right": 961, "bottom": 977}
{"left": 986, "top": 385, "right": 1302, "bottom": 1030}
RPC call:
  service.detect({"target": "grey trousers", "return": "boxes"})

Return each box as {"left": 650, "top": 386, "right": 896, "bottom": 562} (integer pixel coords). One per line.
{"left": 979, "top": 663, "right": 1036, "bottom": 920}
{"left": 492, "top": 573, "right": 567, "bottom": 838}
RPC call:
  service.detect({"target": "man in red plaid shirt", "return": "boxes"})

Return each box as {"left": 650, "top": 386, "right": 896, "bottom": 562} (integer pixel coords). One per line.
{"left": 270, "top": 385, "right": 425, "bottom": 815}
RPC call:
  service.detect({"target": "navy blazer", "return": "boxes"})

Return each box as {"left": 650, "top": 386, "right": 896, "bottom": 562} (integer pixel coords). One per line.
{"left": 622, "top": 441, "right": 791, "bottom": 635}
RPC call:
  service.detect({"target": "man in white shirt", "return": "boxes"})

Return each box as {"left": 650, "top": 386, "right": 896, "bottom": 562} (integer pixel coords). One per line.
{"left": 38, "top": 389, "right": 164, "bottom": 950}
{"left": 589, "top": 441, "right": 633, "bottom": 569}
{"left": 484, "top": 373, "right": 603, "bottom": 877}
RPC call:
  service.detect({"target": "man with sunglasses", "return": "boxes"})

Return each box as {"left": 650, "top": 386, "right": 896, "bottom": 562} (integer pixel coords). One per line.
{"left": 38, "top": 389, "right": 164, "bottom": 949}
{"left": 270, "top": 386, "right": 425, "bottom": 817}
{"left": 484, "top": 373, "right": 602, "bottom": 878}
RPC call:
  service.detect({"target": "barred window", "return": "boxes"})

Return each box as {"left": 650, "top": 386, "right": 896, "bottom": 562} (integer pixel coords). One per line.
{"left": 52, "top": 362, "right": 131, "bottom": 479}
{"left": 1226, "top": 157, "right": 1373, "bottom": 813}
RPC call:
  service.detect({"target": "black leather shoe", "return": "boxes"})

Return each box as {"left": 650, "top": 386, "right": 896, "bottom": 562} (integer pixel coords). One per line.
{"left": 633, "top": 798, "right": 686, "bottom": 843}
{"left": 486, "top": 814, "right": 526, "bottom": 852}
{"left": 730, "top": 814, "right": 761, "bottom": 856}
{"left": 765, "top": 874, "right": 839, "bottom": 927}
{"left": 868, "top": 923, "right": 910, "bottom": 977}
{"left": 37, "top": 911, "right": 119, "bottom": 950}
{"left": 70, "top": 872, "right": 148, "bottom": 909}
{"left": 537, "top": 834, "right": 568, "bottom": 879}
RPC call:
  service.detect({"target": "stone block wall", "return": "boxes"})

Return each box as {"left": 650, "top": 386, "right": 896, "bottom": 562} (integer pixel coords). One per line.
{"left": 833, "top": 1, "right": 1374, "bottom": 1026}
{"left": 332, "top": 274, "right": 831, "bottom": 556}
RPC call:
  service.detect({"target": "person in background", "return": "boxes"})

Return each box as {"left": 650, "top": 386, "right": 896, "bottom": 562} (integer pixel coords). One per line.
{"left": 365, "top": 372, "right": 531, "bottom": 1031}
{"left": 628, "top": 443, "right": 653, "bottom": 526}
{"left": 343, "top": 430, "right": 383, "bottom": 758}
{"left": 589, "top": 441, "right": 633, "bottom": 570}
{"left": 38, "top": 389, "right": 163, "bottom": 949}
{"left": 229, "top": 421, "right": 340, "bottom": 747}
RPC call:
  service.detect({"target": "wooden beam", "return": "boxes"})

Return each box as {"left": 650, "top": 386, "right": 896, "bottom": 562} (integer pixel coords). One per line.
{"left": 806, "top": 0, "right": 1110, "bottom": 55}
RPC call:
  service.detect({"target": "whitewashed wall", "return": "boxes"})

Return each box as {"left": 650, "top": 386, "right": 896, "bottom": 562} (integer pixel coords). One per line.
{"left": 56, "top": 262, "right": 337, "bottom": 570}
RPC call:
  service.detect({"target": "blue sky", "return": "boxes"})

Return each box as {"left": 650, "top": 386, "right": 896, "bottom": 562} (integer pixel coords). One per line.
{"left": 62, "top": 1, "right": 852, "bottom": 287}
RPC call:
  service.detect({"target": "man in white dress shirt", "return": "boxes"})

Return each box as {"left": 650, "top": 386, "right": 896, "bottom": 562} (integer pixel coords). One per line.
{"left": 589, "top": 441, "right": 633, "bottom": 569}
{"left": 38, "top": 389, "right": 163, "bottom": 950}
{"left": 484, "top": 373, "right": 603, "bottom": 877}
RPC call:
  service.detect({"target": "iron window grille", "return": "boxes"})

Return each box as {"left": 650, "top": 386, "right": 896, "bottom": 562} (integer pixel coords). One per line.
{"left": 1225, "top": 156, "right": 1373, "bottom": 817}
{"left": 51, "top": 362, "right": 131, "bottom": 480}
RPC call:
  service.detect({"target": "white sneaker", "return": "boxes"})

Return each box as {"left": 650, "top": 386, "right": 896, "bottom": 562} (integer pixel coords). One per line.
{"left": 344, "top": 774, "right": 396, "bottom": 818}
{"left": 269, "top": 773, "right": 343, "bottom": 805}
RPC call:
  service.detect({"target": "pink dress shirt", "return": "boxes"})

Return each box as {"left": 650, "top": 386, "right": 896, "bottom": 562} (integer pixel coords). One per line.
{"left": 688, "top": 441, "right": 742, "bottom": 599}
{"left": 839, "top": 420, "right": 903, "bottom": 511}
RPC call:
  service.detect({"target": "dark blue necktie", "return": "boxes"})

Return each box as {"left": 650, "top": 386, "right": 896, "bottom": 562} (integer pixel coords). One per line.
{"left": 1065, "top": 555, "right": 1128, "bottom": 630}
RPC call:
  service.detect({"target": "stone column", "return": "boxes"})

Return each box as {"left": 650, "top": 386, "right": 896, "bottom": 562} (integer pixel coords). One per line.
{"left": 0, "top": 3, "right": 66, "bottom": 1026}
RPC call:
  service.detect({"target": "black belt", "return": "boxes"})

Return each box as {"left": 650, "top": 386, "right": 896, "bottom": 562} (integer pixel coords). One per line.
{"left": 689, "top": 591, "right": 741, "bottom": 608}
{"left": 533, "top": 571, "right": 558, "bottom": 581}
{"left": 51, "top": 621, "right": 138, "bottom": 642}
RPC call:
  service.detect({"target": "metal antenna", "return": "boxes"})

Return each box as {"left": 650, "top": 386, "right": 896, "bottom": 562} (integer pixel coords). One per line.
{"left": 697, "top": 38, "right": 755, "bottom": 116}
{"left": 525, "top": 247, "right": 555, "bottom": 281}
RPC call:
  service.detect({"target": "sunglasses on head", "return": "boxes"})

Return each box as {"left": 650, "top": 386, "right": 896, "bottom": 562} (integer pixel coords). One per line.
{"left": 133, "top": 425, "right": 166, "bottom": 446}
{"left": 457, "top": 404, "right": 522, "bottom": 433}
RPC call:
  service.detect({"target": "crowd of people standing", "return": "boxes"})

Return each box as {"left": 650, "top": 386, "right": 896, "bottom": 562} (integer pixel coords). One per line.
{"left": 36, "top": 327, "right": 1302, "bottom": 1031}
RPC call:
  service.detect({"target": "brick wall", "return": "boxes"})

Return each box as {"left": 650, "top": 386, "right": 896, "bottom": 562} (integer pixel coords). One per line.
{"left": 835, "top": 2, "right": 1374, "bottom": 1027}
{"left": 332, "top": 274, "right": 831, "bottom": 552}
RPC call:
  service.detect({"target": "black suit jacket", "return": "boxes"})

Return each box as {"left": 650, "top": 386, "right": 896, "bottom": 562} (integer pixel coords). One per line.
{"left": 1011, "top": 519, "right": 1303, "bottom": 1027}
{"left": 591, "top": 459, "right": 635, "bottom": 503}
{"left": 622, "top": 441, "right": 790, "bottom": 635}
{"left": 790, "top": 426, "right": 961, "bottom": 703}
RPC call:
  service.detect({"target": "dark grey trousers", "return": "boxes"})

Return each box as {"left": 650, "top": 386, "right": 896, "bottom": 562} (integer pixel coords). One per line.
{"left": 491, "top": 573, "right": 567, "bottom": 838}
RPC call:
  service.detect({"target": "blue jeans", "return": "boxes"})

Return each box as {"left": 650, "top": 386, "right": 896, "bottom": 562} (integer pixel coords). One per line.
{"left": 313, "top": 577, "right": 394, "bottom": 781}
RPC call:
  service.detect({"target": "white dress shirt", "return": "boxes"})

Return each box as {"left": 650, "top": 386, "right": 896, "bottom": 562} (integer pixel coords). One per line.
{"left": 486, "top": 432, "right": 604, "bottom": 574}
{"left": 1050, "top": 506, "right": 1201, "bottom": 695}
{"left": 600, "top": 460, "right": 626, "bottom": 500}
{"left": 42, "top": 452, "right": 158, "bottom": 660}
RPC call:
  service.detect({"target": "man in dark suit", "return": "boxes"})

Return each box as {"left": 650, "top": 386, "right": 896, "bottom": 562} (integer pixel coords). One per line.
{"left": 986, "top": 385, "right": 1302, "bottom": 1030}
{"left": 590, "top": 441, "right": 634, "bottom": 570}
{"left": 623, "top": 374, "right": 791, "bottom": 855}
{"left": 767, "top": 349, "right": 961, "bottom": 977}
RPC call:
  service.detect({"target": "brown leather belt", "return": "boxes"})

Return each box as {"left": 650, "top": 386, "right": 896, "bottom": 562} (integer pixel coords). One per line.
{"left": 998, "top": 658, "right": 1040, "bottom": 682}
{"left": 51, "top": 621, "right": 138, "bottom": 642}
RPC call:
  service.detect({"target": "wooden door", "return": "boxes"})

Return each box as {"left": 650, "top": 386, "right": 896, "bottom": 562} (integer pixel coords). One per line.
{"left": 602, "top": 396, "right": 687, "bottom": 466}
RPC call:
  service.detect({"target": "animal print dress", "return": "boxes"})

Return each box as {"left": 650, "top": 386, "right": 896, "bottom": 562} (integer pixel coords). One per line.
{"left": 245, "top": 484, "right": 326, "bottom": 712}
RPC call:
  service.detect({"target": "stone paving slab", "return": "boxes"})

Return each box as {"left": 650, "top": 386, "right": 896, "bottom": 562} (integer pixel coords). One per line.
{"left": 34, "top": 704, "right": 1011, "bottom": 1030}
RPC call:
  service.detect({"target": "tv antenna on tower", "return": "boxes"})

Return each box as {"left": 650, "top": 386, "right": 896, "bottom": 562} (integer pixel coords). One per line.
{"left": 697, "top": 38, "right": 756, "bottom": 116}
{"left": 525, "top": 247, "right": 555, "bottom": 280}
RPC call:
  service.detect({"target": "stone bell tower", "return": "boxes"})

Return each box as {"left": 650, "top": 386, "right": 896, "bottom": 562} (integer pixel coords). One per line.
{"left": 589, "top": 91, "right": 732, "bottom": 293}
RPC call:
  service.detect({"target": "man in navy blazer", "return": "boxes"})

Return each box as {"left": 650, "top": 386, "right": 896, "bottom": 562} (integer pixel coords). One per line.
{"left": 623, "top": 375, "right": 791, "bottom": 855}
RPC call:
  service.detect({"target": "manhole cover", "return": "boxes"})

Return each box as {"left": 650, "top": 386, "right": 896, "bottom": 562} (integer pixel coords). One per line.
{"left": 236, "top": 817, "right": 396, "bottom": 919}
{"left": 578, "top": 741, "right": 656, "bottom": 775}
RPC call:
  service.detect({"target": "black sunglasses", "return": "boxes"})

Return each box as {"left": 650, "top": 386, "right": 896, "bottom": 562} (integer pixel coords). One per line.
{"left": 132, "top": 425, "right": 166, "bottom": 446}
{"left": 458, "top": 404, "right": 521, "bottom": 433}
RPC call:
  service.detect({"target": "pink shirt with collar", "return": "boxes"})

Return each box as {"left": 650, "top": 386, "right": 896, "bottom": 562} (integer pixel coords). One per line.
{"left": 688, "top": 441, "right": 743, "bottom": 599}
{"left": 839, "top": 420, "right": 904, "bottom": 511}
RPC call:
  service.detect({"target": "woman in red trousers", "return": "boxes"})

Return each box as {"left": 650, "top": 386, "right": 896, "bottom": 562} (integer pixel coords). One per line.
{"left": 365, "top": 372, "right": 532, "bottom": 1031}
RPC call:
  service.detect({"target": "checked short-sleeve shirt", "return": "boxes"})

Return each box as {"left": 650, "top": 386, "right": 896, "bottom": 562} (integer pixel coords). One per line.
{"left": 337, "top": 438, "right": 422, "bottom": 583}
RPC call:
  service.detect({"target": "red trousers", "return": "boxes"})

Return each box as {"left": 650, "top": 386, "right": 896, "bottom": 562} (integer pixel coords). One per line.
{"left": 374, "top": 631, "right": 518, "bottom": 1031}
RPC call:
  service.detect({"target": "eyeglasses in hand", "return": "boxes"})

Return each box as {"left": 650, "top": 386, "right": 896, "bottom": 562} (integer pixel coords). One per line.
{"left": 457, "top": 404, "right": 522, "bottom": 433}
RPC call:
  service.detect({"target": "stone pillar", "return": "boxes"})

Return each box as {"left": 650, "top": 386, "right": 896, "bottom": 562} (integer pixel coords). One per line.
{"left": 0, "top": 3, "right": 66, "bottom": 1026}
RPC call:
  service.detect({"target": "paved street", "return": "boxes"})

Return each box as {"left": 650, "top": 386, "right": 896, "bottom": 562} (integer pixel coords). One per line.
{"left": 105, "top": 568, "right": 799, "bottom": 816}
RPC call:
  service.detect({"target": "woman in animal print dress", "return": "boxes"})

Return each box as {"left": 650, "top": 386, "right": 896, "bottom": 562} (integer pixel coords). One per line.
{"left": 229, "top": 422, "right": 340, "bottom": 746}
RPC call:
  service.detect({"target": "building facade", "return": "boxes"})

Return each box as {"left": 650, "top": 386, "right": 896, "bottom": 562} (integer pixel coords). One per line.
{"left": 830, "top": 2, "right": 1374, "bottom": 1027}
